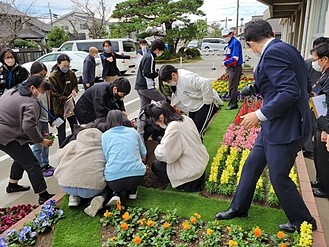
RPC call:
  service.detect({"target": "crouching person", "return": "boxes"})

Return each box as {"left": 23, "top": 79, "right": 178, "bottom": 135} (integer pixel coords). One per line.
{"left": 102, "top": 110, "right": 147, "bottom": 201}
{"left": 146, "top": 101, "right": 209, "bottom": 192}
{"left": 55, "top": 124, "right": 115, "bottom": 217}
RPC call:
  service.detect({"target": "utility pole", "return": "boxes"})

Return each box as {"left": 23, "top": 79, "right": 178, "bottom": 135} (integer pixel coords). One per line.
{"left": 236, "top": 0, "right": 239, "bottom": 35}
{"left": 48, "top": 3, "right": 53, "bottom": 27}
{"left": 225, "top": 17, "right": 228, "bottom": 28}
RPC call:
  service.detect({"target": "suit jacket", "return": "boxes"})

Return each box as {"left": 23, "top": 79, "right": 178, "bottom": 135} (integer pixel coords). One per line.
{"left": 255, "top": 39, "right": 312, "bottom": 144}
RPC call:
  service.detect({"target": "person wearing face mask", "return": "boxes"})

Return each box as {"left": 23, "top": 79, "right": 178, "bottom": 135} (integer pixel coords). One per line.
{"left": 215, "top": 19, "right": 316, "bottom": 233}
{"left": 135, "top": 39, "right": 166, "bottom": 112}
{"left": 74, "top": 78, "right": 131, "bottom": 125}
{"left": 0, "top": 48, "right": 29, "bottom": 97}
{"left": 137, "top": 39, "right": 149, "bottom": 56}
{"left": 0, "top": 75, "right": 55, "bottom": 205}
{"left": 221, "top": 27, "right": 243, "bottom": 110}
{"left": 159, "top": 65, "right": 221, "bottom": 138}
{"left": 309, "top": 43, "right": 329, "bottom": 199}
{"left": 30, "top": 61, "right": 56, "bottom": 177}
{"left": 100, "top": 40, "right": 135, "bottom": 83}
{"left": 48, "top": 54, "right": 79, "bottom": 147}
{"left": 145, "top": 101, "right": 208, "bottom": 192}
{"left": 82, "top": 47, "right": 99, "bottom": 90}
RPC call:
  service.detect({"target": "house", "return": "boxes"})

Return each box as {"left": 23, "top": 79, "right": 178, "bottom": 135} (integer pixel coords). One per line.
{"left": 52, "top": 11, "right": 109, "bottom": 40}
{"left": 257, "top": 0, "right": 329, "bottom": 59}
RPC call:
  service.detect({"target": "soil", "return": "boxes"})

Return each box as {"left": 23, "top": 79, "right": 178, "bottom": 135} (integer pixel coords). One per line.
{"left": 34, "top": 226, "right": 54, "bottom": 247}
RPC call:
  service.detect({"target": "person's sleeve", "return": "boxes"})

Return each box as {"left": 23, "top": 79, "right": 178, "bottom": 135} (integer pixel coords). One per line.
{"left": 93, "top": 90, "right": 108, "bottom": 118}
{"left": 71, "top": 72, "right": 79, "bottom": 93}
{"left": 154, "top": 125, "right": 183, "bottom": 163}
{"left": 194, "top": 74, "right": 213, "bottom": 105}
{"left": 114, "top": 52, "right": 131, "bottom": 59}
{"left": 83, "top": 59, "right": 92, "bottom": 83}
{"left": 22, "top": 104, "right": 43, "bottom": 143}
{"left": 224, "top": 41, "right": 240, "bottom": 66}
{"left": 259, "top": 48, "right": 301, "bottom": 121}
{"left": 100, "top": 52, "right": 106, "bottom": 62}
{"left": 142, "top": 56, "right": 158, "bottom": 79}
{"left": 136, "top": 130, "right": 147, "bottom": 158}
{"left": 117, "top": 99, "right": 126, "bottom": 112}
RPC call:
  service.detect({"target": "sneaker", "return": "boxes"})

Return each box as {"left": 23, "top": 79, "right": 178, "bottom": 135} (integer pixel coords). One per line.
{"left": 105, "top": 196, "right": 121, "bottom": 207}
{"left": 84, "top": 196, "right": 105, "bottom": 217}
{"left": 6, "top": 184, "right": 30, "bottom": 193}
{"left": 38, "top": 193, "right": 55, "bottom": 205}
{"left": 68, "top": 195, "right": 81, "bottom": 207}
{"left": 128, "top": 190, "right": 137, "bottom": 200}
{"left": 42, "top": 169, "right": 54, "bottom": 177}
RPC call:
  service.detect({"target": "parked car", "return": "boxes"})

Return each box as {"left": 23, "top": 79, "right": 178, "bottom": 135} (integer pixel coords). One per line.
{"left": 201, "top": 38, "right": 226, "bottom": 52}
{"left": 55, "top": 38, "right": 137, "bottom": 74}
{"left": 21, "top": 51, "right": 102, "bottom": 82}
{"left": 187, "top": 40, "right": 201, "bottom": 49}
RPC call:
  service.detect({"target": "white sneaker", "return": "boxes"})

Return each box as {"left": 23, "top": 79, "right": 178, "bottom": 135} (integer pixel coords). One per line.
{"left": 84, "top": 195, "right": 105, "bottom": 217}
{"left": 105, "top": 196, "right": 120, "bottom": 207}
{"left": 128, "top": 192, "right": 137, "bottom": 200}
{"left": 68, "top": 195, "right": 81, "bottom": 207}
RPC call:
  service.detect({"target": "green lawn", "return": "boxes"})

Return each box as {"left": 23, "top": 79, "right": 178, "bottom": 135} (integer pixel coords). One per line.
{"left": 52, "top": 103, "right": 287, "bottom": 247}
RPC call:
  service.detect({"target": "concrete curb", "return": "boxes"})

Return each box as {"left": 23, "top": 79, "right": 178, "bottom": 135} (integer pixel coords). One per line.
{"left": 296, "top": 151, "right": 326, "bottom": 247}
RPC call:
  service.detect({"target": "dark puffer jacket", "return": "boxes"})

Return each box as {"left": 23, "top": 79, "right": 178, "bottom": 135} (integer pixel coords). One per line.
{"left": 0, "top": 64, "right": 29, "bottom": 97}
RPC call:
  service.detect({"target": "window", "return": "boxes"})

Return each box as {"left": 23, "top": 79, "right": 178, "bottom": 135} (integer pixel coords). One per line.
{"left": 39, "top": 54, "right": 59, "bottom": 63}
{"left": 61, "top": 26, "right": 69, "bottom": 30}
{"left": 123, "top": 41, "right": 136, "bottom": 52}
{"left": 77, "top": 42, "right": 95, "bottom": 52}
{"left": 80, "top": 23, "right": 88, "bottom": 30}
{"left": 58, "top": 43, "right": 73, "bottom": 51}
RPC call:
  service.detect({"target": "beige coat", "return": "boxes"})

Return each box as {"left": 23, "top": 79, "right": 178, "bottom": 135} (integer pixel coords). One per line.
{"left": 154, "top": 115, "right": 209, "bottom": 187}
{"left": 54, "top": 128, "right": 107, "bottom": 190}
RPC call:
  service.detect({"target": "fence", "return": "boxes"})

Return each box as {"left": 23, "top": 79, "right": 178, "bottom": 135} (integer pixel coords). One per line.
{"left": 12, "top": 48, "right": 45, "bottom": 64}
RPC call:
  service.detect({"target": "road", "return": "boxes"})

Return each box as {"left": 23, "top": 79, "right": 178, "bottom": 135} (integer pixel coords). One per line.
{"left": 0, "top": 54, "right": 237, "bottom": 208}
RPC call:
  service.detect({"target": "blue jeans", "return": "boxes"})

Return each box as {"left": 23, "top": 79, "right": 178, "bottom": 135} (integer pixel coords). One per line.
{"left": 32, "top": 121, "right": 49, "bottom": 169}
{"left": 63, "top": 187, "right": 103, "bottom": 198}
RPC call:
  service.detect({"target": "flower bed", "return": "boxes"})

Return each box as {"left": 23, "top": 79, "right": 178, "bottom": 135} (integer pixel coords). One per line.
{"left": 0, "top": 204, "right": 38, "bottom": 234}
{"left": 0, "top": 200, "right": 64, "bottom": 246}
{"left": 100, "top": 201, "right": 313, "bottom": 247}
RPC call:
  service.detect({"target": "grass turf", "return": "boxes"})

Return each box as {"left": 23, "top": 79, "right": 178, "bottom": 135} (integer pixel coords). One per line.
{"left": 52, "top": 102, "right": 288, "bottom": 246}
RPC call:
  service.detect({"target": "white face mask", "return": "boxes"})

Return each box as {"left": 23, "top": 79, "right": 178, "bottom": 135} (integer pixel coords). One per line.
{"left": 224, "top": 37, "right": 231, "bottom": 43}
{"left": 156, "top": 51, "right": 163, "bottom": 57}
{"left": 166, "top": 81, "right": 177, "bottom": 86}
{"left": 104, "top": 47, "right": 111, "bottom": 53}
{"left": 141, "top": 45, "right": 147, "bottom": 50}
{"left": 4, "top": 58, "right": 15, "bottom": 67}
{"left": 312, "top": 61, "right": 323, "bottom": 72}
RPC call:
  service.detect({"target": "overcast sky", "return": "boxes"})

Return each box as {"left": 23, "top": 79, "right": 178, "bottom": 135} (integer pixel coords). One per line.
{"left": 20, "top": 0, "right": 268, "bottom": 25}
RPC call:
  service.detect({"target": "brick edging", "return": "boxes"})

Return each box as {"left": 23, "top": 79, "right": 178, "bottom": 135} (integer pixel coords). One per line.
{"left": 0, "top": 192, "right": 65, "bottom": 238}
{"left": 296, "top": 151, "right": 326, "bottom": 247}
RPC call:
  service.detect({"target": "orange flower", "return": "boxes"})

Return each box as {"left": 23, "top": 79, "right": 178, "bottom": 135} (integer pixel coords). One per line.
{"left": 254, "top": 226, "right": 262, "bottom": 237}
{"left": 228, "top": 240, "right": 238, "bottom": 246}
{"left": 147, "top": 220, "right": 154, "bottom": 227}
{"left": 122, "top": 212, "right": 130, "bottom": 221}
{"left": 120, "top": 222, "right": 128, "bottom": 231}
{"left": 206, "top": 228, "right": 214, "bottom": 235}
{"left": 133, "top": 236, "right": 142, "bottom": 244}
{"left": 194, "top": 213, "right": 201, "bottom": 219}
{"left": 103, "top": 210, "right": 113, "bottom": 218}
{"left": 279, "top": 243, "right": 287, "bottom": 247}
{"left": 277, "top": 231, "right": 285, "bottom": 239}
{"left": 190, "top": 216, "right": 197, "bottom": 224}
{"left": 163, "top": 221, "right": 171, "bottom": 228}
{"left": 116, "top": 201, "right": 122, "bottom": 210}
{"left": 182, "top": 221, "right": 191, "bottom": 230}
{"left": 227, "top": 226, "right": 232, "bottom": 232}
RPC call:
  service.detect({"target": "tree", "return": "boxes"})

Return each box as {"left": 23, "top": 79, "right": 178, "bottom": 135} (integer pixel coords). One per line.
{"left": 208, "top": 22, "right": 222, "bottom": 38}
{"left": 70, "top": 0, "right": 110, "bottom": 39}
{"left": 47, "top": 27, "right": 69, "bottom": 49}
{"left": 0, "top": 0, "right": 35, "bottom": 47}
{"left": 111, "top": 0, "right": 205, "bottom": 54}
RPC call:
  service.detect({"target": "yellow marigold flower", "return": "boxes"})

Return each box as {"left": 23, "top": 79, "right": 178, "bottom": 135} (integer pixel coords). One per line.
{"left": 190, "top": 216, "right": 197, "bottom": 224}
{"left": 103, "top": 210, "right": 113, "bottom": 218}
{"left": 109, "top": 237, "right": 116, "bottom": 241}
{"left": 279, "top": 243, "right": 287, "bottom": 247}
{"left": 206, "top": 228, "right": 214, "bottom": 235}
{"left": 254, "top": 226, "right": 262, "bottom": 237}
{"left": 147, "top": 220, "right": 154, "bottom": 227}
{"left": 120, "top": 222, "right": 128, "bottom": 231}
{"left": 194, "top": 213, "right": 201, "bottom": 219}
{"left": 277, "top": 231, "right": 285, "bottom": 239}
{"left": 163, "top": 221, "right": 171, "bottom": 228}
{"left": 133, "top": 236, "right": 142, "bottom": 244}
{"left": 116, "top": 201, "right": 122, "bottom": 210}
{"left": 122, "top": 212, "right": 130, "bottom": 221}
{"left": 138, "top": 218, "right": 145, "bottom": 226}
{"left": 182, "top": 221, "right": 191, "bottom": 230}
{"left": 227, "top": 226, "right": 232, "bottom": 232}
{"left": 238, "top": 226, "right": 242, "bottom": 231}
{"left": 228, "top": 240, "right": 238, "bottom": 246}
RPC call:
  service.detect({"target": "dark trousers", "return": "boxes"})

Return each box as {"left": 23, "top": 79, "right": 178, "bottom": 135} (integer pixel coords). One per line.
{"left": 227, "top": 65, "right": 242, "bottom": 107}
{"left": 106, "top": 176, "right": 144, "bottom": 193}
{"left": 151, "top": 160, "right": 205, "bottom": 192}
{"left": 57, "top": 115, "right": 78, "bottom": 147}
{"left": 315, "top": 130, "right": 329, "bottom": 193}
{"left": 137, "top": 88, "right": 166, "bottom": 112}
{"left": 189, "top": 103, "right": 218, "bottom": 138}
{"left": 231, "top": 132, "right": 313, "bottom": 226}
{"left": 0, "top": 141, "right": 47, "bottom": 193}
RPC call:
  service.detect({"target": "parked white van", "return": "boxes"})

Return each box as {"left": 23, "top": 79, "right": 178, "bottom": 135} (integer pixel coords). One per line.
{"left": 201, "top": 38, "right": 226, "bottom": 52}
{"left": 57, "top": 38, "right": 137, "bottom": 74}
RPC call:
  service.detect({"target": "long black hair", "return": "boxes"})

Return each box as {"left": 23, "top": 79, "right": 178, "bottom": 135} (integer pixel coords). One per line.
{"left": 145, "top": 101, "right": 183, "bottom": 125}
{"left": 17, "top": 75, "right": 49, "bottom": 96}
{"left": 0, "top": 48, "right": 19, "bottom": 65}
{"left": 51, "top": 54, "right": 71, "bottom": 71}
{"left": 30, "top": 61, "right": 48, "bottom": 75}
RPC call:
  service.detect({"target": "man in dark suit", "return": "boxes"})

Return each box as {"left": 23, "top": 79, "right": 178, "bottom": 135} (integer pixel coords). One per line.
{"left": 214, "top": 19, "right": 317, "bottom": 233}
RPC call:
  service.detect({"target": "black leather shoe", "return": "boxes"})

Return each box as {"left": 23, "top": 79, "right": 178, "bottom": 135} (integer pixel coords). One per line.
{"left": 279, "top": 218, "right": 317, "bottom": 233}
{"left": 225, "top": 105, "right": 238, "bottom": 110}
{"left": 214, "top": 208, "right": 248, "bottom": 220}
{"left": 6, "top": 185, "right": 30, "bottom": 193}
{"left": 311, "top": 180, "right": 320, "bottom": 188}
{"left": 38, "top": 194, "right": 55, "bottom": 205}
{"left": 313, "top": 188, "right": 329, "bottom": 198}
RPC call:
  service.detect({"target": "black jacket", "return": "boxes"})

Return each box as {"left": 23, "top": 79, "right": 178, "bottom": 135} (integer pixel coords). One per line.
{"left": 74, "top": 82, "right": 125, "bottom": 124}
{"left": 82, "top": 54, "right": 96, "bottom": 84}
{"left": 0, "top": 64, "right": 29, "bottom": 97}
{"left": 316, "top": 69, "right": 329, "bottom": 133}
{"left": 135, "top": 51, "right": 158, "bottom": 90}
{"left": 100, "top": 51, "right": 130, "bottom": 78}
